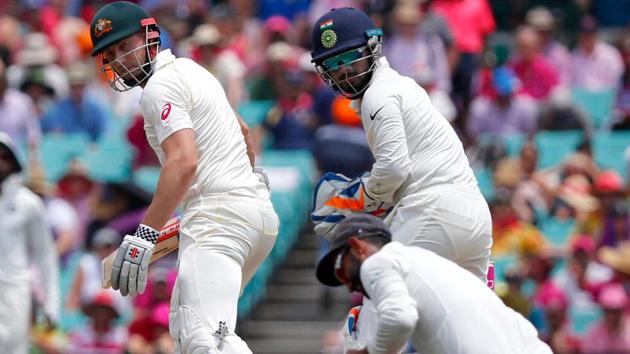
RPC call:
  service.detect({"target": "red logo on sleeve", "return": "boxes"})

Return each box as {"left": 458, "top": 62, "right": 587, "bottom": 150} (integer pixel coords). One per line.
{"left": 161, "top": 103, "right": 172, "bottom": 121}
{"left": 129, "top": 247, "right": 139, "bottom": 259}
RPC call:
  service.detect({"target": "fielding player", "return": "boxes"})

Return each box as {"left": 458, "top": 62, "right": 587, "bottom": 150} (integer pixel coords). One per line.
{"left": 310, "top": 7, "right": 492, "bottom": 282}
{"left": 0, "top": 133, "right": 59, "bottom": 354}
{"left": 89, "top": 2, "right": 278, "bottom": 353}
{"left": 317, "top": 214, "right": 552, "bottom": 354}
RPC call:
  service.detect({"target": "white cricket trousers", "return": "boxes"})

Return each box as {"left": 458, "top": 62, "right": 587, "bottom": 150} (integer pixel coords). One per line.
{"left": 0, "top": 281, "right": 30, "bottom": 354}
{"left": 387, "top": 184, "right": 493, "bottom": 282}
{"left": 170, "top": 194, "right": 278, "bottom": 354}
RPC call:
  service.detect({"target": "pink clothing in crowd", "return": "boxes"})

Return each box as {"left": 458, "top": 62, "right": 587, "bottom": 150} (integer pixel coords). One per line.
{"left": 582, "top": 319, "right": 630, "bottom": 353}
{"left": 510, "top": 54, "right": 559, "bottom": 100}
{"left": 542, "top": 41, "right": 572, "bottom": 87}
{"left": 430, "top": 0, "right": 495, "bottom": 54}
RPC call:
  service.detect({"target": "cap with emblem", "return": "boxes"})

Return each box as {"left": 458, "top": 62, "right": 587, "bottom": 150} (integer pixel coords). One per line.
{"left": 316, "top": 214, "right": 391, "bottom": 286}
{"left": 90, "top": 1, "right": 160, "bottom": 57}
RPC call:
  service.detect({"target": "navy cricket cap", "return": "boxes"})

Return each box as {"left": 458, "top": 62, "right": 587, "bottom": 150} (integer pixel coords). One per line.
{"left": 310, "top": 7, "right": 382, "bottom": 64}
{"left": 315, "top": 214, "right": 391, "bottom": 287}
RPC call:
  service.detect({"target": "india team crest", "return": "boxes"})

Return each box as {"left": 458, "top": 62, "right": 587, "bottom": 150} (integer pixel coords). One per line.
{"left": 321, "top": 29, "right": 337, "bottom": 48}
{"left": 94, "top": 18, "right": 113, "bottom": 38}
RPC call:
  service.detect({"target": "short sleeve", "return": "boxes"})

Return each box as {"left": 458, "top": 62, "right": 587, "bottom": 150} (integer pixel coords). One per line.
{"left": 141, "top": 73, "right": 194, "bottom": 145}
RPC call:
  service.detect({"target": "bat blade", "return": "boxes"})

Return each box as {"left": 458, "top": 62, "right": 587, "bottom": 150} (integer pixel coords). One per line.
{"left": 101, "top": 217, "right": 180, "bottom": 289}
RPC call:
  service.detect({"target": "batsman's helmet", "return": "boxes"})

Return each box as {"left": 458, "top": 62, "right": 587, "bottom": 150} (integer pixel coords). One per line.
{"left": 90, "top": 1, "right": 161, "bottom": 91}
{"left": 310, "top": 8, "right": 383, "bottom": 98}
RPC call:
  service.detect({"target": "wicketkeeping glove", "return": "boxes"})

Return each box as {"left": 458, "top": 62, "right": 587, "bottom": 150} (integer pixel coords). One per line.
{"left": 111, "top": 224, "right": 158, "bottom": 297}
{"left": 311, "top": 172, "right": 393, "bottom": 239}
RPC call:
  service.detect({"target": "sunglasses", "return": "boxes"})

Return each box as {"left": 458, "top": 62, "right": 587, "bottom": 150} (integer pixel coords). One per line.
{"left": 322, "top": 47, "right": 367, "bottom": 70}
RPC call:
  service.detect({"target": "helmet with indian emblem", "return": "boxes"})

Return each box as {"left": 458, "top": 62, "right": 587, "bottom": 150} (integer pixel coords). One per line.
{"left": 310, "top": 8, "right": 383, "bottom": 99}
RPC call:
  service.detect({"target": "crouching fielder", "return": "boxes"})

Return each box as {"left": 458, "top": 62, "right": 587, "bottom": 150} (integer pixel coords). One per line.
{"left": 317, "top": 214, "right": 551, "bottom": 354}
{"left": 89, "top": 2, "right": 278, "bottom": 353}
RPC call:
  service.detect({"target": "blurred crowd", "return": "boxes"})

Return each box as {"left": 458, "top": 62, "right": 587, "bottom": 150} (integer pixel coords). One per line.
{"left": 0, "top": 0, "right": 629, "bottom": 353}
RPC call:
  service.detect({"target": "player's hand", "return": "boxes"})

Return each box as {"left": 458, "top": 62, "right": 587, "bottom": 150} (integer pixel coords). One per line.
{"left": 343, "top": 306, "right": 363, "bottom": 351}
{"left": 111, "top": 224, "right": 158, "bottom": 297}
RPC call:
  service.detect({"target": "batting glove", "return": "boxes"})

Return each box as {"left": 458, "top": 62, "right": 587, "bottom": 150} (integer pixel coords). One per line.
{"left": 111, "top": 224, "right": 158, "bottom": 297}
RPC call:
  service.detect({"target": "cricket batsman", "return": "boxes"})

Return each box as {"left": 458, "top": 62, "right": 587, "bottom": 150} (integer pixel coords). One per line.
{"left": 89, "top": 2, "right": 278, "bottom": 353}
{"left": 309, "top": 7, "right": 493, "bottom": 349}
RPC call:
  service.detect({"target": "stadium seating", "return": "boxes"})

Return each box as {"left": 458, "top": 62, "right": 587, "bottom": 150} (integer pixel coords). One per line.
{"left": 571, "top": 88, "right": 616, "bottom": 129}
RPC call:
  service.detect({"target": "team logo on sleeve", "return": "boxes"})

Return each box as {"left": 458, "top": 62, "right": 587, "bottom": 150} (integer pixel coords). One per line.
{"left": 160, "top": 103, "right": 172, "bottom": 124}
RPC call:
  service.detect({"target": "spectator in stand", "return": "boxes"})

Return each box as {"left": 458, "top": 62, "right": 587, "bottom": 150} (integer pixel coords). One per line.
{"left": 490, "top": 188, "right": 548, "bottom": 257}
{"left": 40, "top": 61, "right": 108, "bottom": 142}
{"left": 511, "top": 142, "right": 554, "bottom": 223}
{"left": 128, "top": 302, "right": 173, "bottom": 354}
{"left": 536, "top": 284, "right": 582, "bottom": 354}
{"left": 7, "top": 32, "right": 69, "bottom": 100}
{"left": 68, "top": 290, "right": 128, "bottom": 354}
{"left": 0, "top": 56, "right": 41, "bottom": 150}
{"left": 583, "top": 283, "right": 630, "bottom": 354}
{"left": 189, "top": 23, "right": 246, "bottom": 108}
{"left": 593, "top": 170, "right": 628, "bottom": 248}
{"left": 613, "top": 34, "right": 630, "bottom": 130}
{"left": 249, "top": 41, "right": 300, "bottom": 101}
{"left": 419, "top": 0, "right": 455, "bottom": 56}
{"left": 554, "top": 235, "right": 613, "bottom": 308}
{"left": 431, "top": 0, "right": 495, "bottom": 113}
{"left": 384, "top": 2, "right": 451, "bottom": 94}
{"left": 65, "top": 228, "right": 132, "bottom": 315}
{"left": 128, "top": 267, "right": 177, "bottom": 351}
{"left": 466, "top": 66, "right": 539, "bottom": 137}
{"left": 599, "top": 241, "right": 630, "bottom": 300}
{"left": 509, "top": 25, "right": 560, "bottom": 101}
{"left": 86, "top": 181, "right": 153, "bottom": 248}
{"left": 499, "top": 268, "right": 532, "bottom": 319}
{"left": 28, "top": 165, "right": 81, "bottom": 265}
{"left": 526, "top": 6, "right": 571, "bottom": 88}
{"left": 570, "top": 16, "right": 624, "bottom": 92}
{"left": 56, "top": 160, "right": 94, "bottom": 242}
{"left": 538, "top": 89, "right": 591, "bottom": 132}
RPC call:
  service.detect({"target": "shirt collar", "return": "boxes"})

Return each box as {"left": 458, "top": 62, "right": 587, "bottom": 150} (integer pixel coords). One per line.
{"left": 153, "top": 49, "right": 176, "bottom": 71}
{"left": 350, "top": 56, "right": 391, "bottom": 110}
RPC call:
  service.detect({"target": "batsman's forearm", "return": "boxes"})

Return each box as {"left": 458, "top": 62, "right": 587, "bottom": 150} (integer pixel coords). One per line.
{"left": 142, "top": 158, "right": 196, "bottom": 231}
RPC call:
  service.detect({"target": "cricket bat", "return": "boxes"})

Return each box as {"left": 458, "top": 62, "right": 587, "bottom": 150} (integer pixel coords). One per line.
{"left": 101, "top": 217, "right": 181, "bottom": 289}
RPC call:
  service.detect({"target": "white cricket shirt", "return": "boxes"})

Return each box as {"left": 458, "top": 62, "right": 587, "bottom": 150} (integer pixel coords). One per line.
{"left": 140, "top": 50, "right": 262, "bottom": 201}
{"left": 356, "top": 57, "right": 479, "bottom": 204}
{"left": 361, "top": 242, "right": 552, "bottom": 354}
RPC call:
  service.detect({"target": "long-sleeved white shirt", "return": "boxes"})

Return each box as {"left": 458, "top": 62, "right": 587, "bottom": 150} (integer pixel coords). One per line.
{"left": 0, "top": 175, "right": 59, "bottom": 321}
{"left": 360, "top": 242, "right": 552, "bottom": 354}
{"left": 354, "top": 57, "right": 478, "bottom": 205}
